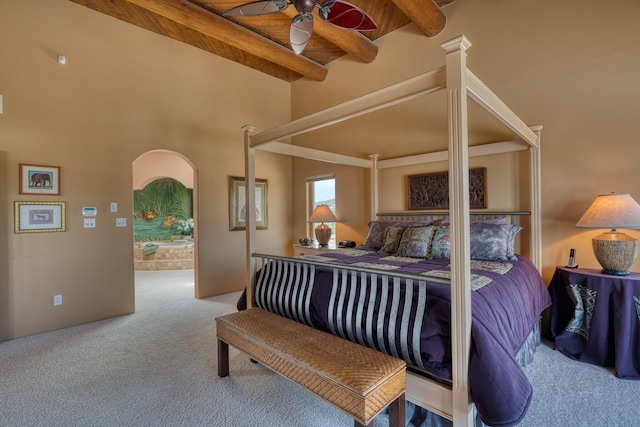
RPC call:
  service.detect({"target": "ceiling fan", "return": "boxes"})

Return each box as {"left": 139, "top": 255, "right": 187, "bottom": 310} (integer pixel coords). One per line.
{"left": 223, "top": 0, "right": 377, "bottom": 55}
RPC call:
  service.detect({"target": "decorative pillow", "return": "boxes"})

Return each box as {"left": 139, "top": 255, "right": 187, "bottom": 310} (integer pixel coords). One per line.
{"left": 364, "top": 220, "right": 434, "bottom": 250}
{"left": 363, "top": 221, "right": 398, "bottom": 250}
{"left": 428, "top": 224, "right": 522, "bottom": 261}
{"left": 378, "top": 226, "right": 406, "bottom": 254}
{"left": 469, "top": 223, "right": 522, "bottom": 261}
{"left": 429, "top": 226, "right": 452, "bottom": 259}
{"left": 395, "top": 225, "right": 437, "bottom": 258}
{"left": 475, "top": 217, "right": 508, "bottom": 225}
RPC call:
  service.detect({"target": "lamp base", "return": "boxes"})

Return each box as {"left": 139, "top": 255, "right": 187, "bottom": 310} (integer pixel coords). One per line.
{"left": 601, "top": 268, "right": 630, "bottom": 276}
{"left": 314, "top": 224, "right": 331, "bottom": 247}
{"left": 592, "top": 231, "right": 638, "bottom": 276}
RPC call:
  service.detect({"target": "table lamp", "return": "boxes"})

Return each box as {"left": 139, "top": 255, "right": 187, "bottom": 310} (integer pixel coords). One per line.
{"left": 308, "top": 205, "right": 337, "bottom": 247}
{"left": 575, "top": 193, "right": 640, "bottom": 275}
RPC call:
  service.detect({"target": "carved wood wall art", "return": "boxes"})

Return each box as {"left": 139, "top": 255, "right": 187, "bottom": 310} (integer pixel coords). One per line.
{"left": 408, "top": 167, "right": 486, "bottom": 210}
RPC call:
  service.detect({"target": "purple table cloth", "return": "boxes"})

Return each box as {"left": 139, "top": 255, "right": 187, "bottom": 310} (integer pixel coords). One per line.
{"left": 549, "top": 266, "right": 640, "bottom": 379}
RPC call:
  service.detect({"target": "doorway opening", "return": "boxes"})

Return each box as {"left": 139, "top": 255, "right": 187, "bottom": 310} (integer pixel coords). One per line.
{"left": 132, "top": 150, "right": 199, "bottom": 297}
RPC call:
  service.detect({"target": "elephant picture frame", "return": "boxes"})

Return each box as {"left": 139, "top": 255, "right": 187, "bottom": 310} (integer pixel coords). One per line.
{"left": 19, "top": 163, "right": 61, "bottom": 195}
{"left": 14, "top": 201, "right": 66, "bottom": 233}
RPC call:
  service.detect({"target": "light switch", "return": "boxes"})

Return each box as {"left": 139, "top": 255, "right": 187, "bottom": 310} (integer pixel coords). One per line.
{"left": 84, "top": 218, "right": 96, "bottom": 228}
{"left": 110, "top": 202, "right": 118, "bottom": 212}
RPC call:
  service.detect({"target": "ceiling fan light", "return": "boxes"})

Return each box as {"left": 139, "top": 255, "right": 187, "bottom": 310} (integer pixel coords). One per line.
{"left": 290, "top": 17, "right": 313, "bottom": 54}
{"left": 322, "top": 1, "right": 377, "bottom": 31}
{"left": 222, "top": 0, "right": 288, "bottom": 17}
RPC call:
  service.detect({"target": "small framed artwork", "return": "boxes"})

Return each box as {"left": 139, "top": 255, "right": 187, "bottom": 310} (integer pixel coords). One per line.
{"left": 229, "top": 176, "right": 268, "bottom": 231}
{"left": 19, "top": 163, "right": 61, "bottom": 195}
{"left": 14, "top": 201, "right": 67, "bottom": 233}
{"left": 408, "top": 167, "right": 487, "bottom": 210}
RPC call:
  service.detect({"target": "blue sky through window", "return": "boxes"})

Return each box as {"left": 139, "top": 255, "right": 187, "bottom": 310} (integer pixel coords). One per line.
{"left": 314, "top": 178, "right": 335, "bottom": 204}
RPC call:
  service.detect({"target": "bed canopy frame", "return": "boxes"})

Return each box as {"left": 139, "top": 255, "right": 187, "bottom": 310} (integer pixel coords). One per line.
{"left": 239, "top": 35, "right": 542, "bottom": 426}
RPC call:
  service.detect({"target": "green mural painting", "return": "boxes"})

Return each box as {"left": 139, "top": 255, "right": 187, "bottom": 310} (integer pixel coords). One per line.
{"left": 133, "top": 178, "right": 194, "bottom": 242}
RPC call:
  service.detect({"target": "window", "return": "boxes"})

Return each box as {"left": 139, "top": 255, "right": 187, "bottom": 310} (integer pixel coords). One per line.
{"left": 307, "top": 176, "right": 336, "bottom": 245}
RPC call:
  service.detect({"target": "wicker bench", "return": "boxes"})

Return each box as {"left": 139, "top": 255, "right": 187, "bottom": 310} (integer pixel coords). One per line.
{"left": 216, "top": 307, "right": 406, "bottom": 427}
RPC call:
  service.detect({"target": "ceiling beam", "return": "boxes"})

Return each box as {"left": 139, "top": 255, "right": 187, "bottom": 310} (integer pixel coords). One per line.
{"left": 124, "top": 0, "right": 328, "bottom": 81}
{"left": 390, "top": 0, "right": 446, "bottom": 37}
{"left": 282, "top": 8, "right": 378, "bottom": 64}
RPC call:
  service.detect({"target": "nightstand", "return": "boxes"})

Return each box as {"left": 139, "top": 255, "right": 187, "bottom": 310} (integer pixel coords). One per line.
{"left": 293, "top": 244, "right": 337, "bottom": 256}
{"left": 548, "top": 266, "right": 640, "bottom": 379}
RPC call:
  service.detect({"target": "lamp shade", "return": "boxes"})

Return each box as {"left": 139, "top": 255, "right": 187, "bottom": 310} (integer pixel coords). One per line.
{"left": 576, "top": 193, "right": 640, "bottom": 229}
{"left": 308, "top": 205, "right": 337, "bottom": 223}
{"left": 576, "top": 193, "right": 640, "bottom": 275}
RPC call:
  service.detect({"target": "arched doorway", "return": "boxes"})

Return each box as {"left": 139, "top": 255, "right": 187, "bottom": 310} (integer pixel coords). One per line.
{"left": 132, "top": 150, "right": 199, "bottom": 297}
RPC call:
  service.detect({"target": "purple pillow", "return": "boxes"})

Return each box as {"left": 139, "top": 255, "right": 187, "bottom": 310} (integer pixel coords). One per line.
{"left": 378, "top": 226, "right": 406, "bottom": 254}
{"left": 363, "top": 221, "right": 399, "bottom": 250}
{"left": 469, "top": 223, "right": 521, "bottom": 261}
{"left": 429, "top": 226, "right": 452, "bottom": 259}
{"left": 396, "top": 225, "right": 437, "bottom": 258}
{"left": 364, "top": 220, "right": 434, "bottom": 250}
{"left": 429, "top": 224, "right": 522, "bottom": 261}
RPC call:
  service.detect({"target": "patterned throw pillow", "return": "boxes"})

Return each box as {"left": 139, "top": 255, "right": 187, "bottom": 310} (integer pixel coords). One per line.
{"left": 364, "top": 220, "right": 434, "bottom": 250}
{"left": 395, "top": 225, "right": 437, "bottom": 258}
{"left": 428, "top": 223, "right": 522, "bottom": 261}
{"left": 469, "top": 223, "right": 522, "bottom": 261}
{"left": 363, "top": 221, "right": 398, "bottom": 250}
{"left": 429, "top": 226, "right": 451, "bottom": 259}
{"left": 378, "top": 226, "right": 406, "bottom": 254}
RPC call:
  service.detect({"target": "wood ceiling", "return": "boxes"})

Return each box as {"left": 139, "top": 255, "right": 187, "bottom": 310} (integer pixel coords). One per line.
{"left": 69, "top": 0, "right": 455, "bottom": 82}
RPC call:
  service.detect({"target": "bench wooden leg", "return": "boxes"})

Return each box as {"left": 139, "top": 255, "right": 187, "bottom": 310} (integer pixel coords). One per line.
{"left": 353, "top": 393, "right": 405, "bottom": 427}
{"left": 388, "top": 393, "right": 405, "bottom": 427}
{"left": 217, "top": 339, "right": 229, "bottom": 377}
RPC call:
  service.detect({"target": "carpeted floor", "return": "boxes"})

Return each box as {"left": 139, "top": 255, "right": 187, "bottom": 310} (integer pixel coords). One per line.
{"left": 0, "top": 270, "right": 638, "bottom": 426}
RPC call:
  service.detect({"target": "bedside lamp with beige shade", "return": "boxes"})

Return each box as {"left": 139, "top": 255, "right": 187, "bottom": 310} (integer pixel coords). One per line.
{"left": 575, "top": 193, "right": 640, "bottom": 275}
{"left": 308, "top": 205, "right": 337, "bottom": 247}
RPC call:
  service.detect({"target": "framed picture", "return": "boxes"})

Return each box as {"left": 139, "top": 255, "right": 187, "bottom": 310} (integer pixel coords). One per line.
{"left": 14, "top": 201, "right": 67, "bottom": 233}
{"left": 19, "top": 163, "right": 61, "bottom": 195}
{"left": 408, "top": 167, "right": 487, "bottom": 210}
{"left": 229, "top": 176, "right": 268, "bottom": 231}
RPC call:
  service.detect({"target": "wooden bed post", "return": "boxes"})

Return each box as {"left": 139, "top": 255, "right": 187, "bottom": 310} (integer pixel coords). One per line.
{"left": 530, "top": 125, "right": 543, "bottom": 272}
{"left": 370, "top": 154, "right": 379, "bottom": 221}
{"left": 442, "top": 35, "right": 474, "bottom": 427}
{"left": 243, "top": 125, "right": 257, "bottom": 309}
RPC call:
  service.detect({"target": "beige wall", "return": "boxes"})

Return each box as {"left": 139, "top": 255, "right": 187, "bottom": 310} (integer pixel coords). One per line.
{"left": 0, "top": 0, "right": 291, "bottom": 340}
{"left": 3, "top": 0, "right": 640, "bottom": 341}
{"left": 290, "top": 0, "right": 640, "bottom": 282}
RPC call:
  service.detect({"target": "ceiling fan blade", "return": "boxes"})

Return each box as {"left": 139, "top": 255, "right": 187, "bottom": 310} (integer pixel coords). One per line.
{"left": 319, "top": 0, "right": 377, "bottom": 31}
{"left": 223, "top": 0, "right": 289, "bottom": 17}
{"left": 290, "top": 15, "right": 313, "bottom": 55}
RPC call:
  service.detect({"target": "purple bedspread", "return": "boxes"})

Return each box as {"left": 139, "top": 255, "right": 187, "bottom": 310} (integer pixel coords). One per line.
{"left": 248, "top": 247, "right": 551, "bottom": 426}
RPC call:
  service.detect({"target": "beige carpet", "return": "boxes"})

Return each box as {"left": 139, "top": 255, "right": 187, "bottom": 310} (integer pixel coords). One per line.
{"left": 0, "top": 270, "right": 357, "bottom": 426}
{"left": 1, "top": 269, "right": 639, "bottom": 426}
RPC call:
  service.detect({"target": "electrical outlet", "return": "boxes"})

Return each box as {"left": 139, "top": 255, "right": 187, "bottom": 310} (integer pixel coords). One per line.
{"left": 116, "top": 217, "right": 126, "bottom": 227}
{"left": 110, "top": 202, "right": 118, "bottom": 212}
{"left": 54, "top": 294, "right": 62, "bottom": 306}
{"left": 84, "top": 218, "right": 96, "bottom": 228}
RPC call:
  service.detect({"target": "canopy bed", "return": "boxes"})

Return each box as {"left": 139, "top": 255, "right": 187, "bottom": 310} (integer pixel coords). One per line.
{"left": 237, "top": 35, "right": 548, "bottom": 427}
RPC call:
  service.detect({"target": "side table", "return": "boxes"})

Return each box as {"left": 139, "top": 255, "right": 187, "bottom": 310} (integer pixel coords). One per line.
{"left": 293, "top": 244, "right": 338, "bottom": 256}
{"left": 549, "top": 266, "right": 640, "bottom": 379}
